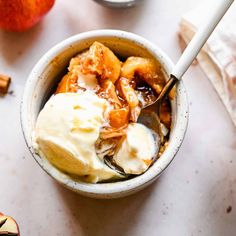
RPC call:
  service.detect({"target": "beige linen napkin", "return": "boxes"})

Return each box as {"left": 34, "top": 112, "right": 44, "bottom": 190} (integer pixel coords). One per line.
{"left": 179, "top": 1, "right": 236, "bottom": 126}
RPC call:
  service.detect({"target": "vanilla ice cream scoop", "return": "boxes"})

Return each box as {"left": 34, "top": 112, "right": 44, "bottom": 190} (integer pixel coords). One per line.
{"left": 113, "top": 123, "right": 159, "bottom": 175}
{"left": 33, "top": 91, "right": 122, "bottom": 183}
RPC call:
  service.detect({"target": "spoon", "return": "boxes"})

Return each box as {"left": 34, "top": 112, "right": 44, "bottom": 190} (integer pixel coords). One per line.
{"left": 138, "top": 0, "right": 234, "bottom": 142}
{"left": 105, "top": 0, "right": 234, "bottom": 175}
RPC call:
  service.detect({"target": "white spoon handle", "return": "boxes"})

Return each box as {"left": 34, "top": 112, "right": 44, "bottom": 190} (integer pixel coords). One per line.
{"left": 171, "top": 0, "right": 234, "bottom": 79}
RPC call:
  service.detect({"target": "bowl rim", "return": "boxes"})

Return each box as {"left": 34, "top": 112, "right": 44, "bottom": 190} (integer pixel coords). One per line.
{"left": 20, "top": 29, "right": 188, "bottom": 198}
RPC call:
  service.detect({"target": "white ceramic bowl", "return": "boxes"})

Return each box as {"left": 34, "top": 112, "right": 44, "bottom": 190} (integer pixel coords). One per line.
{"left": 93, "top": 0, "right": 143, "bottom": 8}
{"left": 21, "top": 30, "right": 188, "bottom": 199}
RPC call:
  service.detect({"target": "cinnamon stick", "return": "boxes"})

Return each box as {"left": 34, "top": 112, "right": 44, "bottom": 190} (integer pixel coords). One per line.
{"left": 0, "top": 74, "right": 11, "bottom": 94}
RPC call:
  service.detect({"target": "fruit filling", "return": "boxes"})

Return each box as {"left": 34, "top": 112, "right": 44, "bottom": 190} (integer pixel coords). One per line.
{"left": 33, "top": 42, "right": 172, "bottom": 183}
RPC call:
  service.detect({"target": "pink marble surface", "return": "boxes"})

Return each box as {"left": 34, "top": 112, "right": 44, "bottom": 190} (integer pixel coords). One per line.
{"left": 0, "top": 0, "right": 236, "bottom": 235}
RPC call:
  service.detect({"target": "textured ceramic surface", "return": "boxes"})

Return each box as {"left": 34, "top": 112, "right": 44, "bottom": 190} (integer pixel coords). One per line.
{"left": 21, "top": 30, "right": 188, "bottom": 199}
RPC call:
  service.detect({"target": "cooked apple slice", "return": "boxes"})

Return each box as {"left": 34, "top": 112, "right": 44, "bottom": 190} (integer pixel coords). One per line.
{"left": 0, "top": 214, "right": 20, "bottom": 236}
